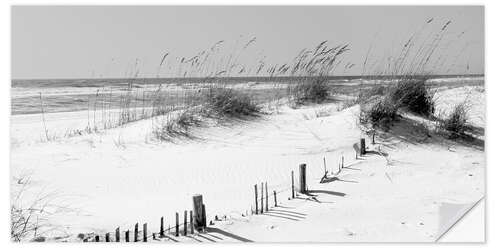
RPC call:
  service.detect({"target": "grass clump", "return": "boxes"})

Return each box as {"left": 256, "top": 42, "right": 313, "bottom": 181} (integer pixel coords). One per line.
{"left": 289, "top": 77, "right": 330, "bottom": 104}
{"left": 440, "top": 102, "right": 468, "bottom": 138}
{"left": 361, "top": 97, "right": 399, "bottom": 130}
{"left": 388, "top": 79, "right": 435, "bottom": 116}
{"left": 152, "top": 110, "right": 202, "bottom": 142}
{"left": 204, "top": 87, "right": 260, "bottom": 117}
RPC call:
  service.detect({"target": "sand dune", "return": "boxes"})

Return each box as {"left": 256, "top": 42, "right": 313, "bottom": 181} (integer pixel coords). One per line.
{"left": 10, "top": 85, "right": 484, "bottom": 242}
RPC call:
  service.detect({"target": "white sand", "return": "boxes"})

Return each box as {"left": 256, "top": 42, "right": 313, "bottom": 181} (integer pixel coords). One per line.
{"left": 10, "top": 85, "right": 485, "bottom": 242}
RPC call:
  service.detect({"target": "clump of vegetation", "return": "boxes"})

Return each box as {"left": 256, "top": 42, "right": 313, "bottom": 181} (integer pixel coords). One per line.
{"left": 287, "top": 42, "right": 350, "bottom": 105}
{"left": 361, "top": 97, "right": 399, "bottom": 130}
{"left": 204, "top": 87, "right": 260, "bottom": 117}
{"left": 152, "top": 110, "right": 202, "bottom": 142}
{"left": 11, "top": 174, "right": 69, "bottom": 242}
{"left": 289, "top": 77, "right": 330, "bottom": 104}
{"left": 440, "top": 102, "right": 469, "bottom": 138}
{"left": 389, "top": 79, "right": 435, "bottom": 116}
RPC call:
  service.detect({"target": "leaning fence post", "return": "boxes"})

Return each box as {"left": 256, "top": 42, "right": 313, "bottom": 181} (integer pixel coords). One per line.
{"left": 115, "top": 227, "right": 120, "bottom": 242}
{"left": 190, "top": 210, "right": 194, "bottom": 234}
{"left": 184, "top": 210, "right": 188, "bottom": 236}
{"left": 254, "top": 184, "right": 258, "bottom": 214}
{"left": 160, "top": 217, "right": 165, "bottom": 237}
{"left": 175, "top": 212, "right": 180, "bottom": 237}
{"left": 274, "top": 190, "right": 277, "bottom": 207}
{"left": 105, "top": 232, "right": 110, "bottom": 242}
{"left": 265, "top": 182, "right": 269, "bottom": 212}
{"left": 299, "top": 163, "right": 307, "bottom": 194}
{"left": 291, "top": 171, "right": 295, "bottom": 198}
{"left": 193, "top": 194, "right": 204, "bottom": 231}
{"left": 134, "top": 223, "right": 138, "bottom": 242}
{"left": 360, "top": 138, "right": 366, "bottom": 155}
{"left": 260, "top": 182, "right": 264, "bottom": 214}
{"left": 125, "top": 230, "right": 130, "bottom": 242}
{"left": 143, "top": 223, "right": 147, "bottom": 242}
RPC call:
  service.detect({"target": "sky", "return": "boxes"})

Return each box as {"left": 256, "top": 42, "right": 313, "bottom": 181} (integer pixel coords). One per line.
{"left": 11, "top": 6, "right": 484, "bottom": 79}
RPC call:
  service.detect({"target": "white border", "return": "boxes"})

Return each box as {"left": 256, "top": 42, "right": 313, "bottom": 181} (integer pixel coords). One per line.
{"left": 1, "top": 1, "right": 496, "bottom": 250}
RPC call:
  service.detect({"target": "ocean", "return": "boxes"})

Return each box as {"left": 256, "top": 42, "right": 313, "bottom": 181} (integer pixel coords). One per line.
{"left": 10, "top": 75, "right": 484, "bottom": 115}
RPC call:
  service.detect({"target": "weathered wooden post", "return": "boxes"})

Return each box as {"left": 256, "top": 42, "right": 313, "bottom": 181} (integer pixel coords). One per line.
{"left": 183, "top": 210, "right": 188, "bottom": 236}
{"left": 299, "top": 163, "right": 307, "bottom": 194}
{"left": 95, "top": 235, "right": 100, "bottom": 242}
{"left": 143, "top": 223, "right": 147, "bottom": 242}
{"left": 265, "top": 182, "right": 269, "bottom": 211}
{"left": 291, "top": 171, "right": 295, "bottom": 198}
{"left": 201, "top": 204, "right": 207, "bottom": 230}
{"left": 254, "top": 184, "right": 258, "bottom": 214}
{"left": 105, "top": 232, "right": 110, "bottom": 242}
{"left": 190, "top": 210, "right": 194, "bottom": 234}
{"left": 125, "top": 230, "right": 130, "bottom": 242}
{"left": 134, "top": 223, "right": 139, "bottom": 242}
{"left": 193, "top": 194, "right": 204, "bottom": 231}
{"left": 360, "top": 138, "right": 366, "bottom": 155}
{"left": 160, "top": 217, "right": 165, "bottom": 237}
{"left": 323, "top": 157, "right": 327, "bottom": 177}
{"left": 273, "top": 190, "right": 277, "bottom": 207}
{"left": 341, "top": 154, "right": 344, "bottom": 168}
{"left": 175, "top": 212, "right": 179, "bottom": 237}
{"left": 115, "top": 227, "right": 120, "bottom": 242}
{"left": 260, "top": 182, "right": 264, "bottom": 214}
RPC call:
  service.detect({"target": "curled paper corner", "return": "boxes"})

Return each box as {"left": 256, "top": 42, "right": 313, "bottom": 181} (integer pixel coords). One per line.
{"left": 436, "top": 197, "right": 484, "bottom": 242}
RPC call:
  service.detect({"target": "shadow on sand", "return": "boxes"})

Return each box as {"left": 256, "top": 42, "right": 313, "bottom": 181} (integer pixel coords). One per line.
{"left": 319, "top": 176, "right": 358, "bottom": 184}
{"left": 205, "top": 227, "right": 253, "bottom": 242}
{"left": 308, "top": 189, "right": 346, "bottom": 197}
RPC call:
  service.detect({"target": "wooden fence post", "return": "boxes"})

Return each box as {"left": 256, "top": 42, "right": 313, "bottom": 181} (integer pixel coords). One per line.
{"left": 273, "top": 190, "right": 277, "bottom": 207}
{"left": 254, "top": 184, "right": 258, "bottom": 214}
{"left": 190, "top": 210, "right": 194, "bottom": 234}
{"left": 201, "top": 204, "right": 207, "bottom": 230}
{"left": 291, "top": 171, "right": 295, "bottom": 198}
{"left": 143, "top": 223, "right": 147, "bottom": 242}
{"left": 115, "top": 227, "right": 120, "bottom": 242}
{"left": 160, "top": 217, "right": 165, "bottom": 237}
{"left": 193, "top": 194, "right": 204, "bottom": 231}
{"left": 183, "top": 210, "right": 188, "bottom": 236}
{"left": 323, "top": 157, "right": 327, "bottom": 177}
{"left": 105, "top": 232, "right": 110, "bottom": 242}
{"left": 134, "top": 223, "right": 138, "bottom": 242}
{"left": 260, "top": 182, "right": 264, "bottom": 214}
{"left": 372, "top": 133, "right": 375, "bottom": 144}
{"left": 125, "top": 230, "right": 130, "bottom": 242}
{"left": 265, "top": 182, "right": 269, "bottom": 212}
{"left": 360, "top": 138, "right": 366, "bottom": 155}
{"left": 95, "top": 235, "right": 100, "bottom": 242}
{"left": 299, "top": 163, "right": 307, "bottom": 194}
{"left": 175, "top": 212, "right": 179, "bottom": 237}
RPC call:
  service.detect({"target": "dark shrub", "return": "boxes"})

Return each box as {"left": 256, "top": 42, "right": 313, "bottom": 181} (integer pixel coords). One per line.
{"left": 389, "top": 79, "right": 435, "bottom": 116}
